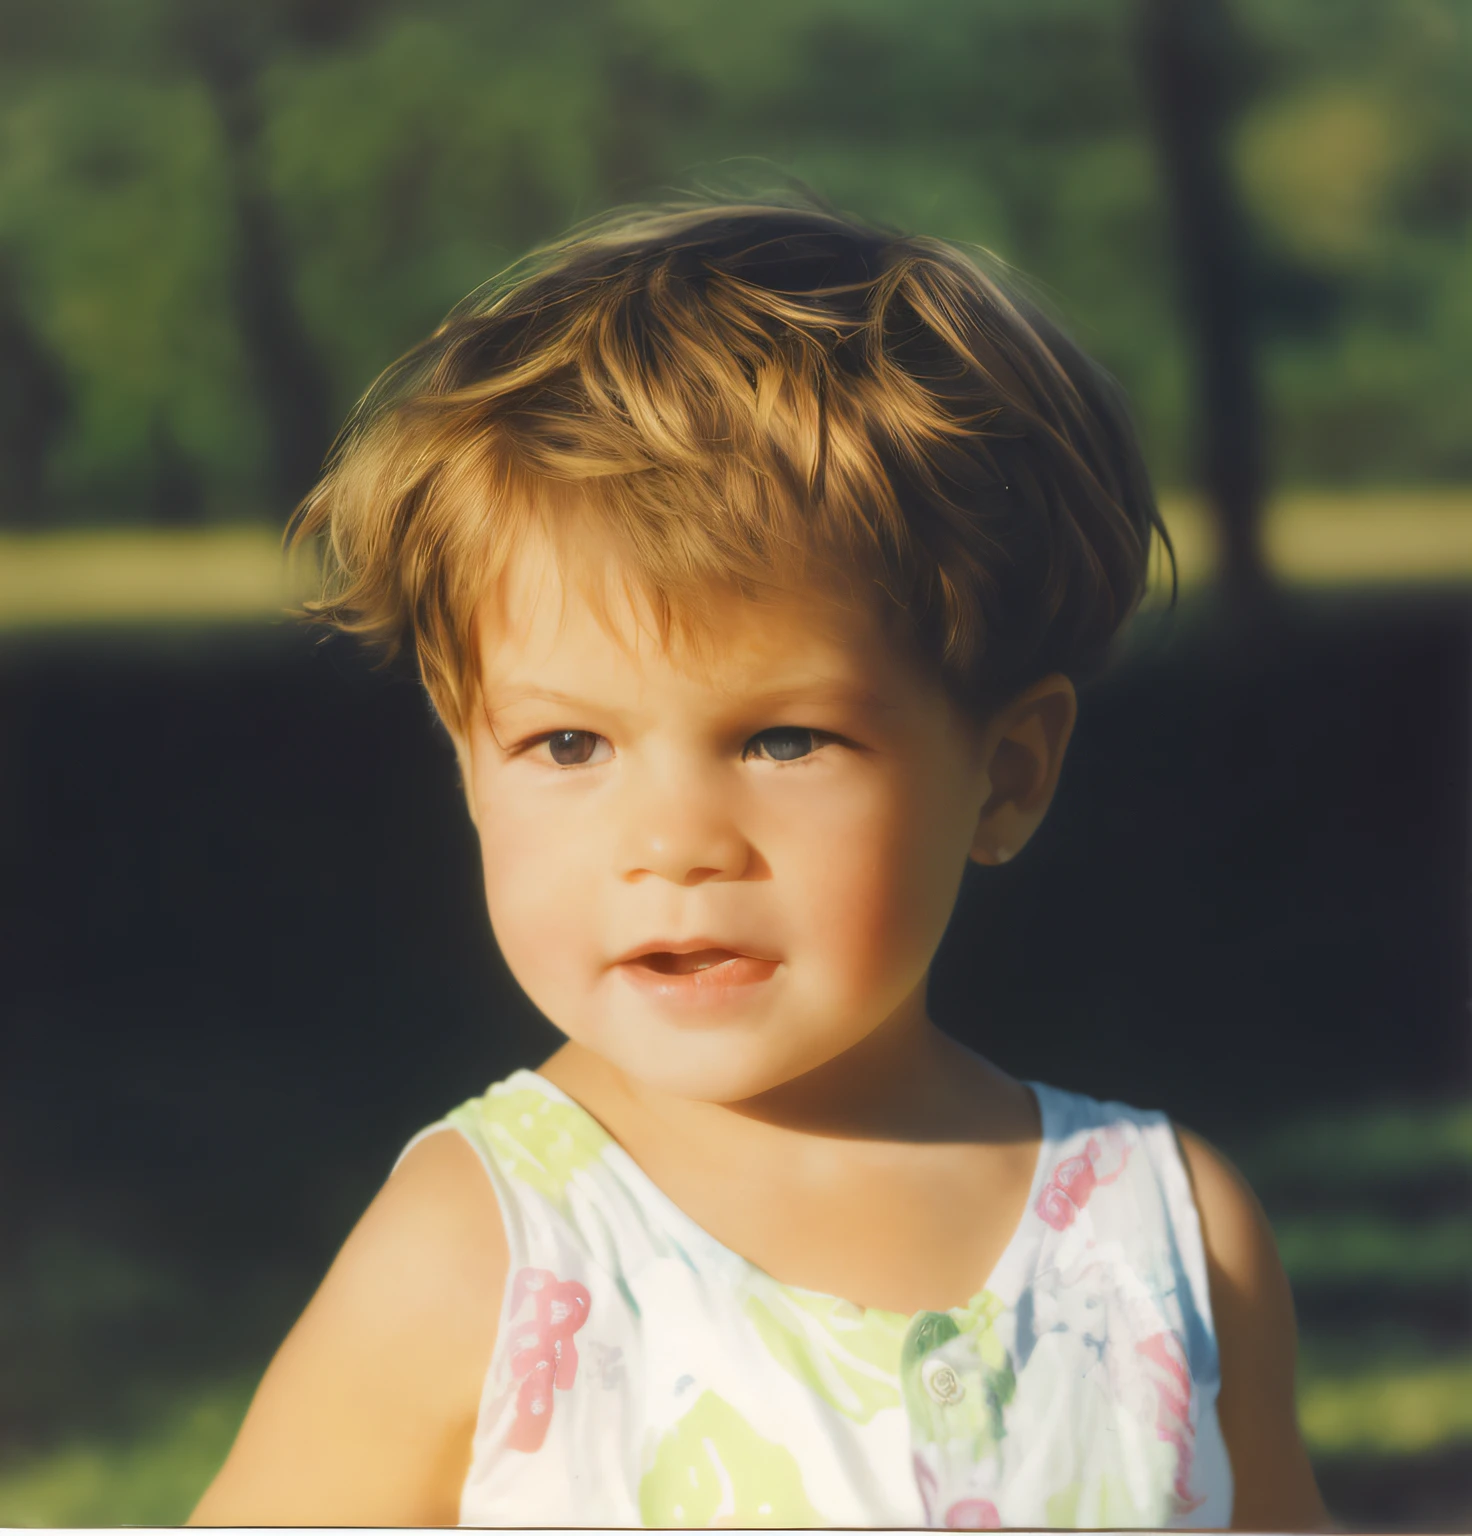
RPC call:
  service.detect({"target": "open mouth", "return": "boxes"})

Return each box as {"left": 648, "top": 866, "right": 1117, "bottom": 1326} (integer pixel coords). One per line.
{"left": 634, "top": 949, "right": 744, "bottom": 975}
{"left": 617, "top": 948, "right": 779, "bottom": 1006}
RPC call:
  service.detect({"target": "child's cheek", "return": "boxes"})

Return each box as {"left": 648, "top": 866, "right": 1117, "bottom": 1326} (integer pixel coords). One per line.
{"left": 473, "top": 803, "right": 587, "bottom": 981}
{"left": 808, "top": 792, "right": 967, "bottom": 999}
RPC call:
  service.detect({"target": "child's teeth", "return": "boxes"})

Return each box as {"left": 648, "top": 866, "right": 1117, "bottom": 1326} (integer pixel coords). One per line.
{"left": 667, "top": 949, "right": 734, "bottom": 973}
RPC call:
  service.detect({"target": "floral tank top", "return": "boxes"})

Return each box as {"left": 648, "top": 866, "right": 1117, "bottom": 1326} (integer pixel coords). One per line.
{"left": 394, "top": 1070, "right": 1233, "bottom": 1528}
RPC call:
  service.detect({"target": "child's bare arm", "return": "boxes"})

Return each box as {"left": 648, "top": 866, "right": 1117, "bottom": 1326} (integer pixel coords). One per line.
{"left": 188, "top": 1129, "right": 505, "bottom": 1527}
{"left": 1174, "top": 1124, "right": 1334, "bottom": 1533}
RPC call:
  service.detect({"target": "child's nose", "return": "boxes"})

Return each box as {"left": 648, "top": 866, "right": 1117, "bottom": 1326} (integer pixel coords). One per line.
{"left": 616, "top": 781, "right": 752, "bottom": 885}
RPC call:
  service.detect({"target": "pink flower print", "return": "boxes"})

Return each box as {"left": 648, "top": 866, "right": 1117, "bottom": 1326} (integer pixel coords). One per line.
{"left": 913, "top": 1456, "right": 1002, "bottom": 1529}
{"left": 945, "top": 1498, "right": 1002, "bottom": 1529}
{"left": 1034, "top": 1181, "right": 1079, "bottom": 1231}
{"left": 1034, "top": 1131, "right": 1133, "bottom": 1231}
{"left": 1135, "top": 1329, "right": 1204, "bottom": 1515}
{"left": 506, "top": 1266, "right": 591, "bottom": 1453}
{"left": 1040, "top": 1149, "right": 1097, "bottom": 1228}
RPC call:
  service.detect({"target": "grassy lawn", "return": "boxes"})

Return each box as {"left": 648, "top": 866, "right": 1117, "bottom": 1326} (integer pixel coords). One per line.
{"left": 0, "top": 1377, "right": 257, "bottom": 1529}
{"left": 1, "top": 490, "right": 1470, "bottom": 633}
{"left": 1, "top": 1098, "right": 1466, "bottom": 1527}
{"left": 1299, "top": 1356, "right": 1472, "bottom": 1457}
{"left": 0, "top": 526, "right": 314, "bottom": 630}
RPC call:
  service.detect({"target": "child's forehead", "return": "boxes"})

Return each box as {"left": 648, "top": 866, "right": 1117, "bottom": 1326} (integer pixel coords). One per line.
{"left": 474, "top": 525, "right": 905, "bottom": 699}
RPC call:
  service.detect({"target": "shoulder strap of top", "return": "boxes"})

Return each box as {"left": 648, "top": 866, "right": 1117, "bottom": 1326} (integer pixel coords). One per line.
{"left": 1023, "top": 1083, "right": 1221, "bottom": 1398}
{"left": 393, "top": 1070, "right": 685, "bottom": 1286}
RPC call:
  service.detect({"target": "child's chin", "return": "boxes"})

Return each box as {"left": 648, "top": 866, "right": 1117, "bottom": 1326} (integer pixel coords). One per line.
{"left": 596, "top": 1020, "right": 830, "bottom": 1106}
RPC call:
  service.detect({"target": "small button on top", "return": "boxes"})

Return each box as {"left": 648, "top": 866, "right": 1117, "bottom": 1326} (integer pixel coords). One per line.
{"left": 921, "top": 1355, "right": 966, "bottom": 1405}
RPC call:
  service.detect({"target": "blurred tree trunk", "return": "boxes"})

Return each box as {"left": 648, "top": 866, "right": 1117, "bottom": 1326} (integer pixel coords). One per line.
{"left": 148, "top": 414, "right": 208, "bottom": 526}
{"left": 1138, "top": 0, "right": 1275, "bottom": 617}
{"left": 0, "top": 250, "right": 69, "bottom": 528}
{"left": 174, "top": 4, "right": 335, "bottom": 515}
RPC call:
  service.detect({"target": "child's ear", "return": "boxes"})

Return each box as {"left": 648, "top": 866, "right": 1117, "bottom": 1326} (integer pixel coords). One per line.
{"left": 967, "top": 672, "right": 1077, "bottom": 866}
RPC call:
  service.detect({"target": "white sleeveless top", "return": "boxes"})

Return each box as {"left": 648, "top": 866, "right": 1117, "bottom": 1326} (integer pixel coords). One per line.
{"left": 396, "top": 1070, "right": 1233, "bottom": 1528}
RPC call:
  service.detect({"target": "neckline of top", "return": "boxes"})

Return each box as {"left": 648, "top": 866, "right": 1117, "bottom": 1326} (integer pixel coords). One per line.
{"left": 506, "top": 1066, "right": 1057, "bottom": 1325}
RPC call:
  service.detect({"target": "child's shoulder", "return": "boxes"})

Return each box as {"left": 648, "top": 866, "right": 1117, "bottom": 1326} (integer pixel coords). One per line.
{"left": 1171, "top": 1121, "right": 1332, "bottom": 1527}
{"left": 1027, "top": 1087, "right": 1329, "bottom": 1526}
{"left": 189, "top": 1127, "right": 504, "bottom": 1524}
{"left": 372, "top": 1119, "right": 512, "bottom": 1312}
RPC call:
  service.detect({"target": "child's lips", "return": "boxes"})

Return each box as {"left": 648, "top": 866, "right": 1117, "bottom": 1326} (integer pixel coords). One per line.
{"left": 636, "top": 947, "right": 742, "bottom": 975}
{"left": 616, "top": 950, "right": 780, "bottom": 1004}
{"left": 613, "top": 935, "right": 778, "bottom": 968}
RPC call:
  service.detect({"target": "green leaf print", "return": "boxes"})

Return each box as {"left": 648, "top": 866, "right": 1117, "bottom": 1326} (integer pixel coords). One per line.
{"left": 953, "top": 1290, "right": 1012, "bottom": 1376}
{"left": 460, "top": 1089, "right": 610, "bottom": 1206}
{"left": 1093, "top": 1472, "right": 1151, "bottom": 1528}
{"left": 900, "top": 1293, "right": 1016, "bottom": 1458}
{"left": 743, "top": 1287, "right": 907, "bottom": 1424}
{"left": 642, "top": 1394, "right": 829, "bottom": 1523}
{"left": 1045, "top": 1481, "right": 1081, "bottom": 1527}
{"left": 638, "top": 1390, "right": 823, "bottom": 1528}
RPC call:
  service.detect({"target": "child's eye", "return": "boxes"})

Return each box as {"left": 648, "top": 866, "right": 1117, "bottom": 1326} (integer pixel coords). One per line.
{"left": 522, "top": 730, "right": 611, "bottom": 769}
{"left": 515, "top": 726, "right": 832, "bottom": 769}
{"left": 747, "top": 726, "right": 829, "bottom": 765}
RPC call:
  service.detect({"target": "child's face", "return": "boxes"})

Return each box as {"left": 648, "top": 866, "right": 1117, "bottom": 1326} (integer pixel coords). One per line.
{"left": 453, "top": 533, "right": 1010, "bottom": 1106}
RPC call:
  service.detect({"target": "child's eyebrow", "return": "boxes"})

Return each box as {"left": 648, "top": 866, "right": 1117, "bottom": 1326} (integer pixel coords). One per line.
{"left": 485, "top": 680, "right": 898, "bottom": 715}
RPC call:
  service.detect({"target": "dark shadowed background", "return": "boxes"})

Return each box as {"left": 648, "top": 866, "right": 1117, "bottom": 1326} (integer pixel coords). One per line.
{"left": 0, "top": 0, "right": 1468, "bottom": 1527}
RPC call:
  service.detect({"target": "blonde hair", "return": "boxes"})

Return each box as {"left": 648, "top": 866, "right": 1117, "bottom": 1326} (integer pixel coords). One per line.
{"left": 286, "top": 194, "right": 1176, "bottom": 739}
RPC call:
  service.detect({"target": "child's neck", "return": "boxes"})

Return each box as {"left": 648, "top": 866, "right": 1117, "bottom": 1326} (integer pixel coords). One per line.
{"left": 536, "top": 1008, "right": 1042, "bottom": 1315}
{"left": 537, "top": 1005, "right": 1032, "bottom": 1187}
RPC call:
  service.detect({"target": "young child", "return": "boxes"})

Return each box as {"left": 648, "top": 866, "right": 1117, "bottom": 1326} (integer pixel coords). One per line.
{"left": 190, "top": 198, "right": 1330, "bottom": 1530}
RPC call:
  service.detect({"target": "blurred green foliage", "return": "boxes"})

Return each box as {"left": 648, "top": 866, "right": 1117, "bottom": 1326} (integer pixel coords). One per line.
{"left": 0, "top": 0, "right": 1468, "bottom": 527}
{"left": 1273, "top": 1214, "right": 1472, "bottom": 1288}
{"left": 1238, "top": 1098, "right": 1472, "bottom": 1182}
